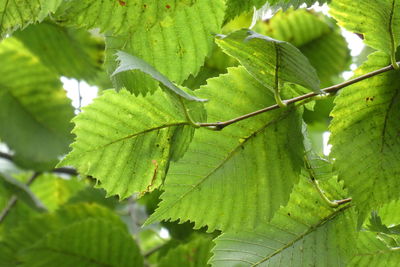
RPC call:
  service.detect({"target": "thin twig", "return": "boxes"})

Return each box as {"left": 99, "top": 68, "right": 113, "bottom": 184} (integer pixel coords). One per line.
{"left": 0, "top": 172, "right": 41, "bottom": 223}
{"left": 198, "top": 62, "right": 400, "bottom": 130}
{"left": 0, "top": 152, "right": 77, "bottom": 176}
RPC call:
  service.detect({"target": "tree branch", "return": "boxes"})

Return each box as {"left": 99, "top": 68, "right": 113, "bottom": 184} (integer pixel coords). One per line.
{"left": 0, "top": 152, "right": 78, "bottom": 176}
{"left": 0, "top": 172, "right": 40, "bottom": 223}
{"left": 198, "top": 62, "right": 400, "bottom": 130}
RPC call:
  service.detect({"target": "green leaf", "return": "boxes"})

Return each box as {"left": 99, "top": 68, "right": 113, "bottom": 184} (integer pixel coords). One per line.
{"left": 146, "top": 66, "right": 305, "bottom": 232}
{"left": 58, "top": 89, "right": 195, "bottom": 199}
{"left": 329, "top": 52, "right": 400, "bottom": 215}
{"left": 105, "top": 0, "right": 225, "bottom": 95}
{"left": 0, "top": 0, "right": 62, "bottom": 37}
{"left": 348, "top": 231, "right": 400, "bottom": 266}
{"left": 267, "top": 0, "right": 330, "bottom": 10}
{"left": 3, "top": 203, "right": 126, "bottom": 252}
{"left": 211, "top": 177, "right": 357, "bottom": 266}
{"left": 330, "top": 0, "right": 400, "bottom": 63}
{"left": 0, "top": 173, "right": 46, "bottom": 212}
{"left": 367, "top": 211, "right": 400, "bottom": 235}
{"left": 254, "top": 8, "right": 350, "bottom": 87}
{"left": 55, "top": 0, "right": 196, "bottom": 35}
{"left": 2, "top": 203, "right": 143, "bottom": 266}
{"left": 158, "top": 236, "right": 213, "bottom": 267}
{"left": 113, "top": 51, "right": 206, "bottom": 102}
{"left": 14, "top": 22, "right": 104, "bottom": 80}
{"left": 19, "top": 219, "right": 143, "bottom": 267}
{"left": 0, "top": 38, "right": 74, "bottom": 170}
{"left": 216, "top": 29, "right": 320, "bottom": 96}
{"left": 224, "top": 0, "right": 266, "bottom": 22}
{"left": 29, "top": 174, "right": 85, "bottom": 212}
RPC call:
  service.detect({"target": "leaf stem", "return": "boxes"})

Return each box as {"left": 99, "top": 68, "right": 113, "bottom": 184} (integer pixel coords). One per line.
{"left": 198, "top": 62, "right": 400, "bottom": 130}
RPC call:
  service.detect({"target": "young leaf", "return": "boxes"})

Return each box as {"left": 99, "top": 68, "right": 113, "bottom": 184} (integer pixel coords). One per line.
{"left": 211, "top": 177, "right": 356, "bottom": 266}
{"left": 113, "top": 51, "right": 206, "bottom": 102}
{"left": 0, "top": 38, "right": 74, "bottom": 170}
{"left": 330, "top": 0, "right": 400, "bottom": 66}
{"left": 146, "top": 66, "right": 305, "bottom": 232}
{"left": 330, "top": 52, "right": 400, "bottom": 216}
{"left": 105, "top": 0, "right": 225, "bottom": 95}
{"left": 216, "top": 29, "right": 320, "bottom": 95}
{"left": 58, "top": 89, "right": 196, "bottom": 199}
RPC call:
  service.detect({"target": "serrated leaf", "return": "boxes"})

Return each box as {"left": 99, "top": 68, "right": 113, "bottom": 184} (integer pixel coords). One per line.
{"left": 216, "top": 29, "right": 320, "bottom": 96}
{"left": 19, "top": 219, "right": 143, "bottom": 267}
{"left": 113, "top": 51, "right": 206, "bottom": 102}
{"left": 146, "top": 66, "right": 305, "bottom": 232}
{"left": 105, "top": 0, "right": 225, "bottom": 95}
{"left": 3, "top": 203, "right": 126, "bottom": 252}
{"left": 224, "top": 0, "right": 266, "bottom": 22}
{"left": 2, "top": 203, "right": 143, "bottom": 266}
{"left": 0, "top": 38, "right": 74, "bottom": 170}
{"left": 0, "top": 0, "right": 62, "bottom": 37}
{"left": 58, "top": 89, "right": 196, "bottom": 199}
{"left": 254, "top": 8, "right": 350, "bottom": 87}
{"left": 55, "top": 0, "right": 196, "bottom": 35}
{"left": 267, "top": 0, "right": 330, "bottom": 10}
{"left": 14, "top": 22, "right": 104, "bottom": 80}
{"left": 348, "top": 231, "right": 400, "bottom": 266}
{"left": 329, "top": 52, "right": 400, "bottom": 215}
{"left": 330, "top": 0, "right": 400, "bottom": 59}
{"left": 211, "top": 177, "right": 356, "bottom": 266}
{"left": 367, "top": 211, "right": 400, "bottom": 235}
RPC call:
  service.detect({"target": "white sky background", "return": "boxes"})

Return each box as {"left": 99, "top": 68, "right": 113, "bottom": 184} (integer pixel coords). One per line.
{"left": 62, "top": 3, "right": 365, "bottom": 155}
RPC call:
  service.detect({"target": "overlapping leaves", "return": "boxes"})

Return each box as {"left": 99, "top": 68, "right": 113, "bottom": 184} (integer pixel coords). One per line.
{"left": 2, "top": 203, "right": 143, "bottom": 266}
{"left": 211, "top": 177, "right": 356, "bottom": 266}
{"left": 330, "top": 52, "right": 400, "bottom": 215}
{"left": 58, "top": 89, "right": 199, "bottom": 199}
{"left": 216, "top": 29, "right": 320, "bottom": 95}
{"left": 106, "top": 0, "right": 225, "bottom": 95}
{"left": 147, "top": 66, "right": 305, "bottom": 232}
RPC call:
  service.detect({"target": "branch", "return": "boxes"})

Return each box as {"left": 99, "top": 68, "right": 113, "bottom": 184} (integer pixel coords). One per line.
{"left": 0, "top": 172, "right": 40, "bottom": 223}
{"left": 0, "top": 152, "right": 78, "bottom": 176}
{"left": 198, "top": 62, "right": 400, "bottom": 130}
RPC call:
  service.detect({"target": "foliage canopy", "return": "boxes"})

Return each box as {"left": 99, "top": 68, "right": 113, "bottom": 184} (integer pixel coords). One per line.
{"left": 0, "top": 0, "right": 400, "bottom": 266}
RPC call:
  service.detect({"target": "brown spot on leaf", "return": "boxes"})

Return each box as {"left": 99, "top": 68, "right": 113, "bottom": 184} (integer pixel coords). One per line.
{"left": 118, "top": 0, "right": 126, "bottom": 6}
{"left": 166, "top": 4, "right": 171, "bottom": 9}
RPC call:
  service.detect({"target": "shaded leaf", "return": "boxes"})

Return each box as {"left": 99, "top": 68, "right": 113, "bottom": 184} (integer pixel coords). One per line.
{"left": 330, "top": 52, "right": 400, "bottom": 215}
{"left": 0, "top": 38, "right": 74, "bottom": 170}
{"left": 14, "top": 22, "right": 104, "bottom": 80}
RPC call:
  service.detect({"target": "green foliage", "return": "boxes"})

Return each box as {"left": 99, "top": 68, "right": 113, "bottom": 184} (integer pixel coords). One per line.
{"left": 330, "top": 52, "right": 400, "bottom": 215}
{"left": 0, "top": 38, "right": 74, "bottom": 170}
{"left": 1, "top": 1, "right": 400, "bottom": 266}
{"left": 147, "top": 66, "right": 305, "bottom": 231}
{"left": 330, "top": 0, "right": 400, "bottom": 64}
